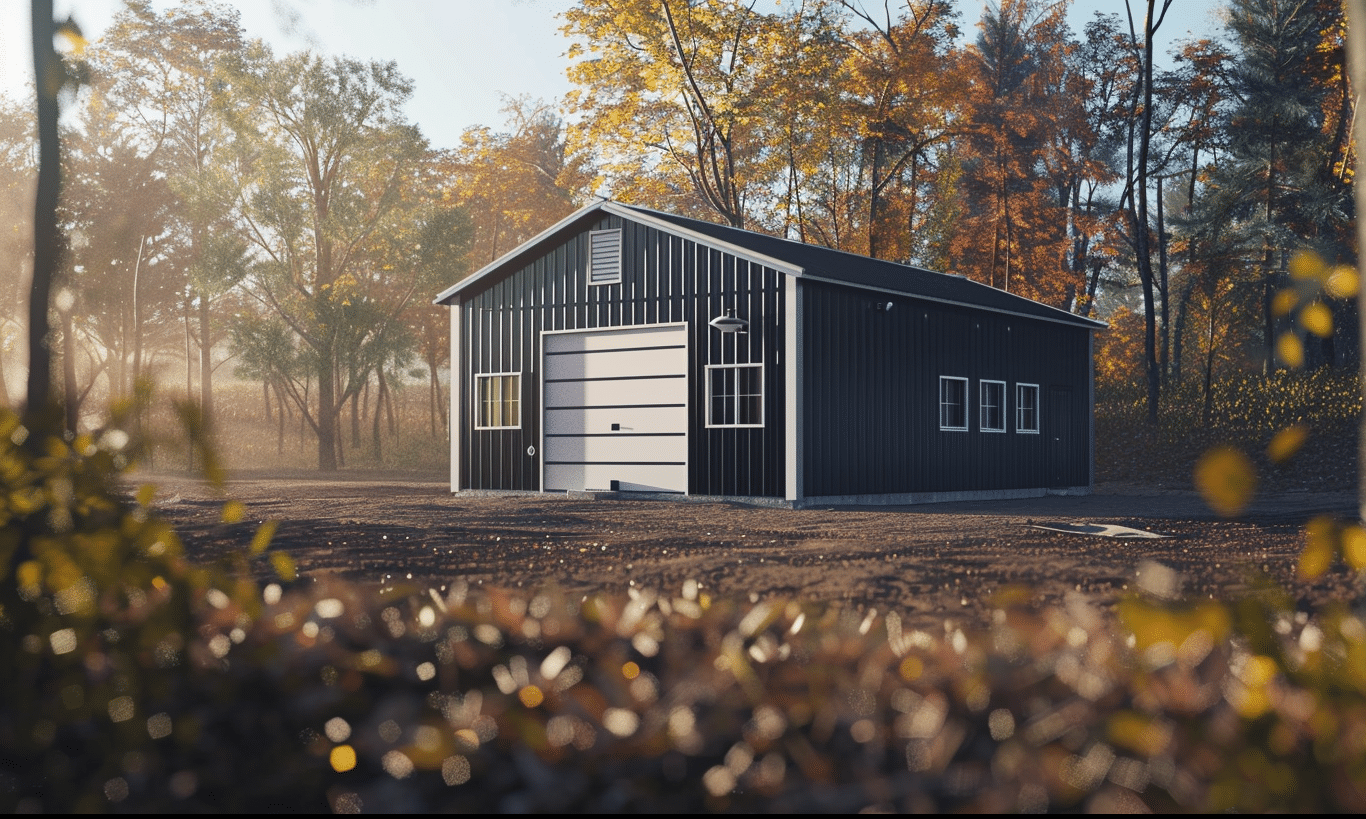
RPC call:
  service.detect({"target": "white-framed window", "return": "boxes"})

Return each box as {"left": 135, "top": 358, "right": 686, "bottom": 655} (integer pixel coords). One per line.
{"left": 475, "top": 372, "right": 521, "bottom": 429}
{"left": 939, "top": 376, "right": 968, "bottom": 431}
{"left": 707, "top": 363, "right": 763, "bottom": 427}
{"left": 980, "top": 380, "right": 1006, "bottom": 432}
{"left": 588, "top": 229, "right": 622, "bottom": 285}
{"left": 1016, "top": 383, "right": 1040, "bottom": 434}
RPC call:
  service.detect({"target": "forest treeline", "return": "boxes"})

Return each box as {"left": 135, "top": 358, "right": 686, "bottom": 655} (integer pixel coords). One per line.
{"left": 0, "top": 0, "right": 1356, "bottom": 469}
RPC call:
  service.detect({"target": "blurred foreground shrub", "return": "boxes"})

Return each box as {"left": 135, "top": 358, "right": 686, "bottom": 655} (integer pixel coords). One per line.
{"left": 3, "top": 408, "right": 1366, "bottom": 812}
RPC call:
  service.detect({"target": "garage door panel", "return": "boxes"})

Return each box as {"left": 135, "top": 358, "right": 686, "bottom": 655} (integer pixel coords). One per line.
{"left": 545, "top": 325, "right": 686, "bottom": 354}
{"left": 545, "top": 347, "right": 686, "bottom": 380}
{"left": 544, "top": 375, "right": 685, "bottom": 409}
{"left": 545, "top": 463, "right": 688, "bottom": 494}
{"left": 543, "top": 324, "right": 688, "bottom": 494}
{"left": 545, "top": 433, "right": 686, "bottom": 463}
{"left": 545, "top": 405, "right": 687, "bottom": 436}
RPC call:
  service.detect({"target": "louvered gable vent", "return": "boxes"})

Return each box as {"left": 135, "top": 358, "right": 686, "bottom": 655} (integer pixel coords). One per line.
{"left": 588, "top": 229, "right": 621, "bottom": 285}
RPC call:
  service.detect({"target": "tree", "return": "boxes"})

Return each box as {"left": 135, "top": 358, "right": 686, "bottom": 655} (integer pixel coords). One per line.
{"left": 562, "top": 0, "right": 783, "bottom": 227}
{"left": 220, "top": 46, "right": 428, "bottom": 471}
{"left": 0, "top": 94, "right": 36, "bottom": 406}
{"left": 832, "top": 0, "right": 962, "bottom": 261}
{"left": 1113, "top": 0, "right": 1174, "bottom": 423}
{"left": 90, "top": 0, "right": 247, "bottom": 424}
{"left": 949, "top": 0, "right": 1079, "bottom": 305}
{"left": 440, "top": 98, "right": 587, "bottom": 266}
{"left": 1220, "top": 0, "right": 1351, "bottom": 371}
{"left": 59, "top": 111, "right": 179, "bottom": 418}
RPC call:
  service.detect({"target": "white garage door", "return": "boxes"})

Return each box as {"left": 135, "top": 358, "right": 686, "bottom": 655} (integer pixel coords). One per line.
{"left": 543, "top": 324, "right": 688, "bottom": 493}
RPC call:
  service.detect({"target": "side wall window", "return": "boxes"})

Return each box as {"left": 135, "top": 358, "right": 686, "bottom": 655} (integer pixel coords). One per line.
{"left": 707, "top": 364, "right": 763, "bottom": 427}
{"left": 1016, "top": 383, "right": 1040, "bottom": 433}
{"left": 980, "top": 380, "right": 1006, "bottom": 432}
{"left": 475, "top": 373, "right": 521, "bottom": 429}
{"left": 939, "top": 376, "right": 968, "bottom": 431}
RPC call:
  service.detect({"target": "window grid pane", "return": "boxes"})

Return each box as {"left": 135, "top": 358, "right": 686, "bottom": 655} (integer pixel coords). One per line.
{"left": 940, "top": 377, "right": 966, "bottom": 430}
{"left": 476, "top": 374, "right": 520, "bottom": 429}
{"left": 1016, "top": 384, "right": 1039, "bottom": 433}
{"left": 708, "top": 364, "right": 762, "bottom": 427}
{"left": 980, "top": 381, "right": 1005, "bottom": 432}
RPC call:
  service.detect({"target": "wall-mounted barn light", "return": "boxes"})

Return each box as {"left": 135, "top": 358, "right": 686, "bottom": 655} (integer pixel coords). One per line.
{"left": 709, "top": 309, "right": 748, "bottom": 334}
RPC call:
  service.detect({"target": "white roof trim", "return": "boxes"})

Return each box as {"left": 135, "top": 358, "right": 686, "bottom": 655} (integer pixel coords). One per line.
{"left": 599, "top": 202, "right": 805, "bottom": 276}
{"left": 433, "top": 199, "right": 805, "bottom": 305}
{"left": 433, "top": 199, "right": 608, "bottom": 304}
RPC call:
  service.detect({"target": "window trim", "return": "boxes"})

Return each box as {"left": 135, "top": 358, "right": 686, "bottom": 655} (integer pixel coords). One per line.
{"left": 706, "top": 363, "right": 764, "bottom": 428}
{"left": 1016, "top": 382, "right": 1040, "bottom": 434}
{"left": 474, "top": 372, "right": 522, "bottom": 430}
{"left": 979, "top": 379, "right": 1006, "bottom": 433}
{"left": 939, "top": 375, "right": 968, "bottom": 432}
{"left": 588, "top": 228, "right": 622, "bottom": 286}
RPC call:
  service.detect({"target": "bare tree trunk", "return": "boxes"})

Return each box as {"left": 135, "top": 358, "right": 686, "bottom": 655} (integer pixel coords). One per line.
{"left": 1157, "top": 174, "right": 1170, "bottom": 386}
{"left": 275, "top": 382, "right": 286, "bottom": 455}
{"left": 316, "top": 340, "right": 338, "bottom": 471}
{"left": 371, "top": 371, "right": 383, "bottom": 463}
{"left": 350, "top": 385, "right": 360, "bottom": 448}
{"left": 25, "top": 0, "right": 59, "bottom": 419}
{"left": 1346, "top": 0, "right": 1366, "bottom": 522}
{"left": 61, "top": 304, "right": 76, "bottom": 433}
{"left": 198, "top": 294, "right": 213, "bottom": 428}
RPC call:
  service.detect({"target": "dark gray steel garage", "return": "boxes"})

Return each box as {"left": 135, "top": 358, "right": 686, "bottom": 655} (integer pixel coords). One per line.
{"left": 434, "top": 200, "right": 1105, "bottom": 507}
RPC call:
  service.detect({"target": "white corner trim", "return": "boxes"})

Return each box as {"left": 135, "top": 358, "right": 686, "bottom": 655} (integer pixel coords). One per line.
{"left": 449, "top": 305, "right": 462, "bottom": 492}
{"left": 785, "top": 277, "right": 803, "bottom": 502}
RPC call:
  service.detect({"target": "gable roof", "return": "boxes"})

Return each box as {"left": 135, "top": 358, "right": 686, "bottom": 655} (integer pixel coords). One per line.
{"left": 435, "top": 199, "right": 1105, "bottom": 330}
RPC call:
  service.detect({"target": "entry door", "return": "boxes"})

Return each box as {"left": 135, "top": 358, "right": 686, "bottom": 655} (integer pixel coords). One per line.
{"left": 542, "top": 325, "right": 688, "bottom": 493}
{"left": 1047, "top": 386, "right": 1073, "bottom": 487}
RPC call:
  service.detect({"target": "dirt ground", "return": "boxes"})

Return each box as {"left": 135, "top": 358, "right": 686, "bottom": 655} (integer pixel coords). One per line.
{"left": 135, "top": 471, "right": 1363, "bottom": 630}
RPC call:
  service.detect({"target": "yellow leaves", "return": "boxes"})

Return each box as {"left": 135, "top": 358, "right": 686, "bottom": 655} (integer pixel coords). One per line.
{"left": 1325, "top": 265, "right": 1358, "bottom": 299}
{"left": 1271, "top": 289, "right": 1297, "bottom": 317}
{"left": 1287, "top": 249, "right": 1326, "bottom": 282}
{"left": 271, "top": 551, "right": 297, "bottom": 582}
{"left": 1298, "top": 302, "right": 1332, "bottom": 338}
{"left": 1108, "top": 711, "right": 1171, "bottom": 757}
{"left": 330, "top": 744, "right": 357, "bottom": 772}
{"left": 1299, "top": 517, "right": 1336, "bottom": 579}
{"left": 1275, "top": 333, "right": 1303, "bottom": 368}
{"left": 250, "top": 520, "right": 278, "bottom": 556}
{"left": 1229, "top": 654, "right": 1280, "bottom": 719}
{"left": 1265, "top": 425, "right": 1307, "bottom": 464}
{"left": 220, "top": 500, "right": 246, "bottom": 524}
{"left": 1297, "top": 516, "right": 1366, "bottom": 579}
{"left": 518, "top": 685, "right": 545, "bottom": 708}
{"left": 1194, "top": 446, "right": 1256, "bottom": 517}
{"left": 1342, "top": 526, "right": 1366, "bottom": 570}
{"left": 1273, "top": 250, "right": 1353, "bottom": 369}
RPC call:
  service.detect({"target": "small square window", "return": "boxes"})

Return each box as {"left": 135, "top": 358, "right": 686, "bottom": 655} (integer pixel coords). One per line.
{"left": 588, "top": 229, "right": 621, "bottom": 285}
{"left": 939, "top": 376, "right": 967, "bottom": 431}
{"left": 475, "top": 373, "right": 520, "bottom": 429}
{"left": 707, "top": 364, "right": 763, "bottom": 427}
{"left": 1016, "top": 383, "right": 1039, "bottom": 433}
{"left": 980, "top": 380, "right": 1006, "bottom": 432}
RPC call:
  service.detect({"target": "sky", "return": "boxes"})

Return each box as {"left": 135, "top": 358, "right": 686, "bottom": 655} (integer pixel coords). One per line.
{"left": 0, "top": 0, "right": 1226, "bottom": 153}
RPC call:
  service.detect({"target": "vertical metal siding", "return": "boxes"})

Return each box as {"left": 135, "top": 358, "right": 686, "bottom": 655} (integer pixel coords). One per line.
{"left": 801, "top": 279, "right": 1091, "bottom": 496}
{"left": 459, "top": 215, "right": 785, "bottom": 497}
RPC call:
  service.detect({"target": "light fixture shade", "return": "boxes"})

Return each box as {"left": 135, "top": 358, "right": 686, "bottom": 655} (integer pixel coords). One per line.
{"left": 709, "top": 313, "right": 748, "bottom": 333}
